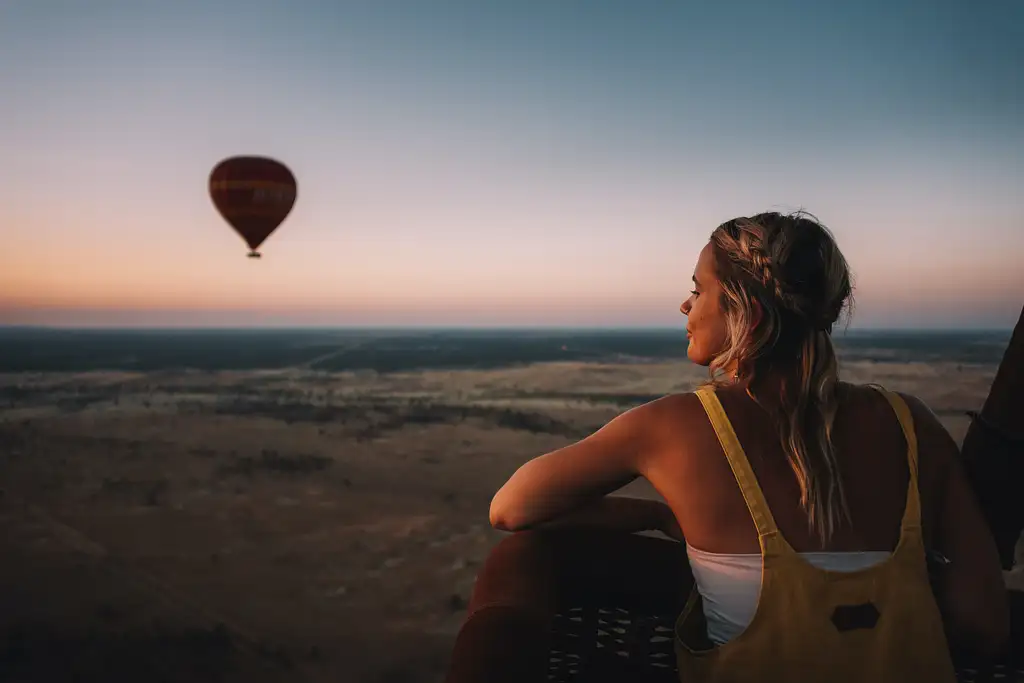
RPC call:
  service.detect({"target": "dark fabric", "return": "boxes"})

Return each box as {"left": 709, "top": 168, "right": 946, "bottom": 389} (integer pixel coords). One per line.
{"left": 445, "top": 530, "right": 689, "bottom": 683}
{"left": 961, "top": 305, "right": 1024, "bottom": 570}
{"left": 962, "top": 414, "right": 1024, "bottom": 570}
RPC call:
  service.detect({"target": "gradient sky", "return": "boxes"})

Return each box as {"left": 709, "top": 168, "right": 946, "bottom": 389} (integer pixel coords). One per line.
{"left": 2, "top": 0, "right": 1022, "bottom": 329}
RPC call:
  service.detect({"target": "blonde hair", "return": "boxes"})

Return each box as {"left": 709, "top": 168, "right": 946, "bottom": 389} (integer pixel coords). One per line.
{"left": 707, "top": 210, "right": 854, "bottom": 544}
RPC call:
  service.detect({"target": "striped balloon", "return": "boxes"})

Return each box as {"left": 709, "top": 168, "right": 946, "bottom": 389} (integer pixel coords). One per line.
{"left": 209, "top": 156, "right": 297, "bottom": 258}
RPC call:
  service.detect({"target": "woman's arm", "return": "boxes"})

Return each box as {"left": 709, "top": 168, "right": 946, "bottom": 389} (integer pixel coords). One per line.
{"left": 489, "top": 395, "right": 680, "bottom": 533}
{"left": 530, "top": 495, "right": 684, "bottom": 541}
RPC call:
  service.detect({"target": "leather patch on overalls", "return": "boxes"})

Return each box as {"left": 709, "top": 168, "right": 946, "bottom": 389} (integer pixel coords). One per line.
{"left": 830, "top": 603, "right": 881, "bottom": 632}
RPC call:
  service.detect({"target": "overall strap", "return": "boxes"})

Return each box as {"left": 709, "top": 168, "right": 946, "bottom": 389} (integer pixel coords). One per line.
{"left": 695, "top": 387, "right": 780, "bottom": 538}
{"left": 867, "top": 384, "right": 921, "bottom": 529}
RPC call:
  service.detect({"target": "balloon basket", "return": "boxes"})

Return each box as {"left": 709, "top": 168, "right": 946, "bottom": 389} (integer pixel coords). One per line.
{"left": 247, "top": 251, "right": 262, "bottom": 259}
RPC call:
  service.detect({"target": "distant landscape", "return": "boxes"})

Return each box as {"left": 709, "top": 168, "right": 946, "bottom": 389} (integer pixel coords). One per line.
{"left": 0, "top": 326, "right": 1012, "bottom": 373}
{"left": 0, "top": 327, "right": 1013, "bottom": 683}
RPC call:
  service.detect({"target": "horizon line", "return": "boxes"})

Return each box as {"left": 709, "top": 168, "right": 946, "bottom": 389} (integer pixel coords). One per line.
{"left": 0, "top": 323, "right": 1014, "bottom": 335}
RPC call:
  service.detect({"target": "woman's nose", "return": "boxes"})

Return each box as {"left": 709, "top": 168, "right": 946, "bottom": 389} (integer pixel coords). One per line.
{"left": 680, "top": 300, "right": 691, "bottom": 315}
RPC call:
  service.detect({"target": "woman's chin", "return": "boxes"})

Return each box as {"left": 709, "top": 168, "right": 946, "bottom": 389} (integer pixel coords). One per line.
{"left": 685, "top": 344, "right": 700, "bottom": 363}
{"left": 686, "top": 345, "right": 712, "bottom": 367}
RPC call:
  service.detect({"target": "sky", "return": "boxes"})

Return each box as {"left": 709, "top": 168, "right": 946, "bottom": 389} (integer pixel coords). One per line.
{"left": 1, "top": 0, "right": 1022, "bottom": 329}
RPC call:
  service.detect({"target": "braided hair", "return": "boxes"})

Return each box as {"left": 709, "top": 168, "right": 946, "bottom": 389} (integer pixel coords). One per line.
{"left": 707, "top": 210, "right": 854, "bottom": 544}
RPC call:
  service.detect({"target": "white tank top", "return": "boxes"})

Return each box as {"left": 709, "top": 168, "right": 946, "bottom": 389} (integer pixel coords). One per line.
{"left": 685, "top": 543, "right": 891, "bottom": 644}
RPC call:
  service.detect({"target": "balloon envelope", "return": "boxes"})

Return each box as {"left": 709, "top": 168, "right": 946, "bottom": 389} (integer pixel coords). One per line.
{"left": 209, "top": 156, "right": 297, "bottom": 257}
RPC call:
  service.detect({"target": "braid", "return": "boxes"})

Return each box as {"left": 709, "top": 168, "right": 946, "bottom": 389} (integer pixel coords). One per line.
{"left": 707, "top": 210, "right": 854, "bottom": 543}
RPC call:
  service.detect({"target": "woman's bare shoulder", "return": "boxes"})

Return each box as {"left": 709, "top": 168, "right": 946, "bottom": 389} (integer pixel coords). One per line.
{"left": 626, "top": 391, "right": 714, "bottom": 456}
{"left": 879, "top": 388, "right": 956, "bottom": 453}
{"left": 836, "top": 383, "right": 955, "bottom": 464}
{"left": 836, "top": 383, "right": 942, "bottom": 425}
{"left": 642, "top": 391, "right": 708, "bottom": 426}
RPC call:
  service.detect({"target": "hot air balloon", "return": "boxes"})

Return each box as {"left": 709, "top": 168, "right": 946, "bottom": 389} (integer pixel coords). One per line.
{"left": 209, "top": 156, "right": 297, "bottom": 258}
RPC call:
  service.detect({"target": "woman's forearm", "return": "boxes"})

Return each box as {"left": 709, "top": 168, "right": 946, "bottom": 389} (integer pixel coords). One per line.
{"left": 532, "top": 496, "right": 677, "bottom": 538}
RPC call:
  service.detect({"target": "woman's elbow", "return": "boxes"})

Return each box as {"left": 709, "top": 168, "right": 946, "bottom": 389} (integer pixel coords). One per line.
{"left": 489, "top": 505, "right": 511, "bottom": 531}
{"left": 489, "top": 493, "right": 521, "bottom": 532}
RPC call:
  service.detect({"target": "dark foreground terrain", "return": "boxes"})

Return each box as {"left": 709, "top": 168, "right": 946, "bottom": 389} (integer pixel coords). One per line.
{"left": 0, "top": 328, "right": 1013, "bottom": 682}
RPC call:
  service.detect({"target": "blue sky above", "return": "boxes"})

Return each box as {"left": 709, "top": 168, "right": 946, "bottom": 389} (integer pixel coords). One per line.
{"left": 2, "top": 0, "right": 1021, "bottom": 328}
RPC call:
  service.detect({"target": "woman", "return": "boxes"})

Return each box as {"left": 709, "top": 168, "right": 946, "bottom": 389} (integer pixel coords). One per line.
{"left": 485, "top": 212, "right": 1008, "bottom": 681}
